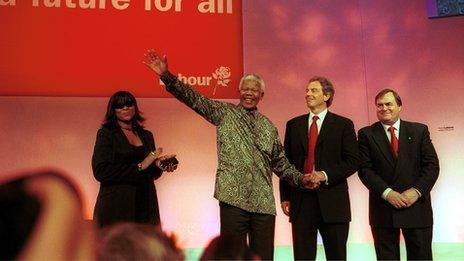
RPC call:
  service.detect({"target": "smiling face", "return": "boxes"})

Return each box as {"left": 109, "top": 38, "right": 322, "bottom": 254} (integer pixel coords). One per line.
{"left": 305, "top": 80, "right": 329, "bottom": 113}
{"left": 239, "top": 80, "right": 264, "bottom": 109}
{"left": 376, "top": 91, "right": 402, "bottom": 125}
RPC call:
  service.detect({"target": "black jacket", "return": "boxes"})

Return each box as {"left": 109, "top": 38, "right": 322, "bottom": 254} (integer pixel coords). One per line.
{"left": 358, "top": 120, "right": 439, "bottom": 228}
{"left": 92, "top": 126, "right": 162, "bottom": 227}
{"left": 279, "top": 111, "right": 359, "bottom": 223}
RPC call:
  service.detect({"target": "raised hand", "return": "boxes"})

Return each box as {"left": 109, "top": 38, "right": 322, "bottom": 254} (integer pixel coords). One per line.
{"left": 143, "top": 49, "right": 168, "bottom": 76}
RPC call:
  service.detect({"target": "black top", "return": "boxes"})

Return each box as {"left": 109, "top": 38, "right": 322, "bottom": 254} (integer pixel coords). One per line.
{"left": 132, "top": 145, "right": 150, "bottom": 223}
{"left": 92, "top": 127, "right": 163, "bottom": 228}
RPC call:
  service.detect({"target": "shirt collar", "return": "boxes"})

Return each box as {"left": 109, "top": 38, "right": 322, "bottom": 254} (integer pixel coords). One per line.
{"left": 381, "top": 119, "right": 401, "bottom": 132}
{"left": 309, "top": 108, "right": 328, "bottom": 122}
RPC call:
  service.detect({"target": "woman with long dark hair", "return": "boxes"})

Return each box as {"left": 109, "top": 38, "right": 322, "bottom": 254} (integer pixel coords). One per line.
{"left": 92, "top": 91, "right": 177, "bottom": 228}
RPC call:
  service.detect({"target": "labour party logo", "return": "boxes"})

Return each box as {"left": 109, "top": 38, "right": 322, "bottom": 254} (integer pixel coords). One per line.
{"left": 161, "top": 66, "right": 233, "bottom": 96}
{"left": 212, "top": 66, "right": 232, "bottom": 95}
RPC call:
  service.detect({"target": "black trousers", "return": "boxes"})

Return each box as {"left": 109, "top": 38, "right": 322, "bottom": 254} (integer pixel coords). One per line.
{"left": 291, "top": 192, "right": 349, "bottom": 260}
{"left": 372, "top": 226, "right": 433, "bottom": 260}
{"left": 219, "top": 202, "right": 276, "bottom": 260}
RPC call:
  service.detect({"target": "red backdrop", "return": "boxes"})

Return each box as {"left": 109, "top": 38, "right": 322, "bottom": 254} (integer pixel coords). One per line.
{"left": 0, "top": 0, "right": 243, "bottom": 98}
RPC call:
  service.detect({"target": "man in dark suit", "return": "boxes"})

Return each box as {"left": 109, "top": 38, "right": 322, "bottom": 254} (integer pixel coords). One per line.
{"left": 358, "top": 89, "right": 439, "bottom": 260}
{"left": 279, "top": 77, "right": 359, "bottom": 260}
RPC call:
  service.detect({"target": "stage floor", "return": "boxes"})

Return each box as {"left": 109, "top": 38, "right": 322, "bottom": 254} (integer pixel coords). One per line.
{"left": 185, "top": 243, "right": 464, "bottom": 260}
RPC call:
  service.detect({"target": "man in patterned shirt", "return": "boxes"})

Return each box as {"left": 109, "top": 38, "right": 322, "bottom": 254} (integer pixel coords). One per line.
{"left": 143, "top": 50, "right": 313, "bottom": 260}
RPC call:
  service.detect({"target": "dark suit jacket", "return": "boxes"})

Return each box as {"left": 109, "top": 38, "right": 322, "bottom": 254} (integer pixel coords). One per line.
{"left": 358, "top": 120, "right": 439, "bottom": 228}
{"left": 279, "top": 111, "right": 359, "bottom": 223}
{"left": 92, "top": 125, "right": 163, "bottom": 227}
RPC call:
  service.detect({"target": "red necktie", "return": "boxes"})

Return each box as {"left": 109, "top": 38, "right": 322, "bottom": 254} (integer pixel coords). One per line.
{"left": 304, "top": 116, "right": 319, "bottom": 173}
{"left": 388, "top": 126, "right": 398, "bottom": 157}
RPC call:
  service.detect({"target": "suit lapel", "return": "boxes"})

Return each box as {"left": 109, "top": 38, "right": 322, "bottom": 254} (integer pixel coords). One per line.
{"left": 394, "top": 121, "right": 412, "bottom": 175}
{"left": 298, "top": 114, "right": 310, "bottom": 154}
{"left": 372, "top": 122, "right": 396, "bottom": 167}
{"left": 298, "top": 111, "right": 334, "bottom": 156}
{"left": 317, "top": 111, "right": 333, "bottom": 147}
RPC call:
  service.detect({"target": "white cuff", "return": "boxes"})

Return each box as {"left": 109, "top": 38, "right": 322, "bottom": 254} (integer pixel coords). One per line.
{"left": 382, "top": 188, "right": 392, "bottom": 200}
{"left": 321, "top": 171, "right": 328, "bottom": 185}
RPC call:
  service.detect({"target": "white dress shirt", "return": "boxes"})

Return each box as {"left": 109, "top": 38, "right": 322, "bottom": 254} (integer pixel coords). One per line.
{"left": 309, "top": 109, "right": 329, "bottom": 184}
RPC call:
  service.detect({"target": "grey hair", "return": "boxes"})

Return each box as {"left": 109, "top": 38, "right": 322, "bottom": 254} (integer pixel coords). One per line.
{"left": 239, "top": 74, "right": 265, "bottom": 92}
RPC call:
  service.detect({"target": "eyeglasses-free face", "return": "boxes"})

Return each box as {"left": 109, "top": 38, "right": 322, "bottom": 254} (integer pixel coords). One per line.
{"left": 376, "top": 92, "right": 402, "bottom": 125}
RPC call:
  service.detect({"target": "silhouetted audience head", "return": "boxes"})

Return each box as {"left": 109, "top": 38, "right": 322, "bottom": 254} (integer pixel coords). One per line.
{"left": 0, "top": 175, "right": 40, "bottom": 259}
{"left": 200, "top": 234, "right": 260, "bottom": 260}
{"left": 0, "top": 169, "right": 96, "bottom": 260}
{"left": 97, "top": 222, "right": 184, "bottom": 260}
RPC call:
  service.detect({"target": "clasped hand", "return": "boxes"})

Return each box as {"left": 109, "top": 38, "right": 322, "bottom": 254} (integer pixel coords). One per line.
{"left": 386, "top": 188, "right": 420, "bottom": 209}
{"left": 155, "top": 154, "right": 178, "bottom": 172}
{"left": 139, "top": 148, "right": 178, "bottom": 172}
{"left": 302, "top": 171, "right": 326, "bottom": 190}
